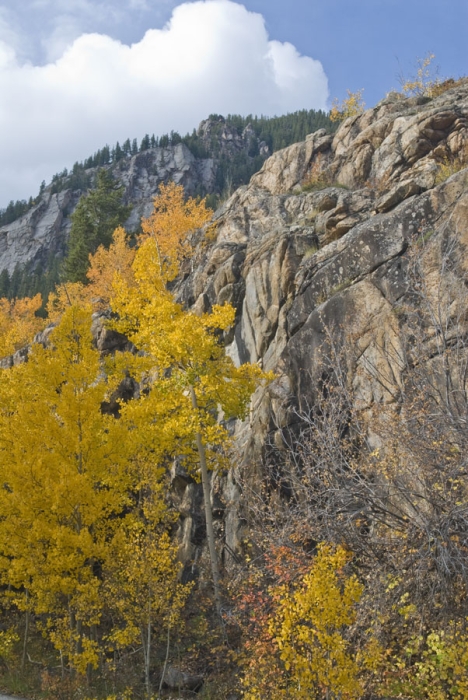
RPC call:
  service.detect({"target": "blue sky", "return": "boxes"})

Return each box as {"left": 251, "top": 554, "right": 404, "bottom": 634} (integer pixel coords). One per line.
{"left": 245, "top": 0, "right": 467, "bottom": 106}
{"left": 0, "top": 0, "right": 466, "bottom": 207}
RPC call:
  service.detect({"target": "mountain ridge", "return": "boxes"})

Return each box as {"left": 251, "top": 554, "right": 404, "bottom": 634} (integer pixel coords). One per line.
{"left": 0, "top": 109, "right": 333, "bottom": 300}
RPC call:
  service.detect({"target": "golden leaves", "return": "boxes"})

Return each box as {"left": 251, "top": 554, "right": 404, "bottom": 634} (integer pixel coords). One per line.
{"left": 330, "top": 89, "right": 365, "bottom": 123}
{"left": 267, "top": 544, "right": 381, "bottom": 700}
{"left": 0, "top": 306, "right": 182, "bottom": 673}
{"left": 86, "top": 226, "right": 136, "bottom": 308}
{"left": 0, "top": 293, "right": 45, "bottom": 357}
{"left": 140, "top": 181, "right": 213, "bottom": 281}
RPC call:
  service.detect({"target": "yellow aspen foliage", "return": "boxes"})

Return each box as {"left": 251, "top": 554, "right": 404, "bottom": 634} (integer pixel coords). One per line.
{"left": 103, "top": 522, "right": 191, "bottom": 693}
{"left": 268, "top": 544, "right": 381, "bottom": 700}
{"left": 0, "top": 306, "right": 174, "bottom": 673}
{"left": 383, "top": 626, "right": 468, "bottom": 700}
{"left": 330, "top": 89, "right": 365, "bottom": 122}
{"left": 0, "top": 628, "right": 20, "bottom": 663}
{"left": 400, "top": 52, "right": 441, "bottom": 97}
{"left": 46, "top": 281, "right": 91, "bottom": 322}
{"left": 111, "top": 235, "right": 269, "bottom": 470}
{"left": 86, "top": 226, "right": 136, "bottom": 309}
{"left": 0, "top": 294, "right": 45, "bottom": 356}
{"left": 140, "top": 181, "right": 213, "bottom": 281}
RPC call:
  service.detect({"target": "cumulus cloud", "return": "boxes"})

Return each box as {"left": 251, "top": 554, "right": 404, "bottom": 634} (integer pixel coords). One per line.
{"left": 0, "top": 0, "right": 328, "bottom": 207}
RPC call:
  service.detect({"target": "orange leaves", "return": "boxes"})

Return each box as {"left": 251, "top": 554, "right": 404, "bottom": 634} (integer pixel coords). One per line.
{"left": 0, "top": 293, "right": 45, "bottom": 357}
{"left": 47, "top": 227, "right": 136, "bottom": 320}
{"left": 140, "top": 181, "right": 213, "bottom": 281}
{"left": 86, "top": 226, "right": 136, "bottom": 308}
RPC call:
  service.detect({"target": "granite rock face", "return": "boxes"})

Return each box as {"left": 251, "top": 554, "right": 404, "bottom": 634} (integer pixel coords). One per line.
{"left": 0, "top": 118, "right": 269, "bottom": 276}
{"left": 173, "top": 80, "right": 468, "bottom": 566}
{"left": 0, "top": 144, "right": 215, "bottom": 275}
{"left": 2, "top": 82, "right": 468, "bottom": 572}
{"left": 0, "top": 190, "right": 73, "bottom": 274}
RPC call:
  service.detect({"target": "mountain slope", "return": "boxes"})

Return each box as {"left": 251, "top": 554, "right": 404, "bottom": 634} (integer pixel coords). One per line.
{"left": 171, "top": 79, "right": 468, "bottom": 565}
{"left": 0, "top": 109, "right": 333, "bottom": 300}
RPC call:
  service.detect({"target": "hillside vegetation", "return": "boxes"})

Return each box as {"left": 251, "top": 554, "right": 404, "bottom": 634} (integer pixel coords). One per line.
{"left": 0, "top": 72, "right": 467, "bottom": 699}
{"left": 0, "top": 109, "right": 333, "bottom": 229}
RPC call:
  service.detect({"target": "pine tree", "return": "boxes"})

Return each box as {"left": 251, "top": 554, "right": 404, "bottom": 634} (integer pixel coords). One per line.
{"left": 0, "top": 269, "right": 10, "bottom": 297}
{"left": 114, "top": 141, "right": 124, "bottom": 161}
{"left": 122, "top": 138, "right": 131, "bottom": 156}
{"left": 64, "top": 169, "right": 131, "bottom": 283}
{"left": 140, "top": 134, "right": 150, "bottom": 152}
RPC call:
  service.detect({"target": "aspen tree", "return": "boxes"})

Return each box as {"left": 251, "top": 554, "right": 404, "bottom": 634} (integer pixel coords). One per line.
{"left": 140, "top": 181, "right": 213, "bottom": 281}
{"left": 269, "top": 545, "right": 381, "bottom": 700}
{"left": 0, "top": 294, "right": 45, "bottom": 356}
{"left": 111, "top": 185, "right": 269, "bottom": 617}
{"left": 0, "top": 306, "right": 174, "bottom": 673}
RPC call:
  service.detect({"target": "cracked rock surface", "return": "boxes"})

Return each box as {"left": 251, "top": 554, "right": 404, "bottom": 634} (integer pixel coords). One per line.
{"left": 172, "top": 81, "right": 468, "bottom": 566}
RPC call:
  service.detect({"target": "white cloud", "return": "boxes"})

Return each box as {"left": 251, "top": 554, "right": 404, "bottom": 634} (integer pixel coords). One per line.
{"left": 0, "top": 0, "right": 328, "bottom": 207}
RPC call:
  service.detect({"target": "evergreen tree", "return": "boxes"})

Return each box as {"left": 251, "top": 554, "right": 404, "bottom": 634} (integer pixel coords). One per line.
{"left": 0, "top": 269, "right": 10, "bottom": 297}
{"left": 170, "top": 130, "right": 182, "bottom": 145}
{"left": 122, "top": 138, "right": 132, "bottom": 156}
{"left": 64, "top": 169, "right": 131, "bottom": 283}
{"left": 9, "top": 264, "right": 22, "bottom": 298}
{"left": 114, "top": 141, "right": 124, "bottom": 161}
{"left": 139, "top": 134, "right": 150, "bottom": 152}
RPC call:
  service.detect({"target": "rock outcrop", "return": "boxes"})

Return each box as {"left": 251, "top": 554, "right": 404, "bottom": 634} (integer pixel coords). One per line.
{"left": 0, "top": 143, "right": 215, "bottom": 276}
{"left": 172, "top": 79, "right": 468, "bottom": 567}
{"left": 2, "top": 81, "right": 467, "bottom": 574}
{"left": 0, "top": 117, "right": 271, "bottom": 276}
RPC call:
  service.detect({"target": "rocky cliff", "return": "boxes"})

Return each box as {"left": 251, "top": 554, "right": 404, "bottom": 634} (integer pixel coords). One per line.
{"left": 172, "top": 79, "right": 468, "bottom": 568}
{"left": 0, "top": 117, "right": 271, "bottom": 277}
{"left": 2, "top": 82, "right": 467, "bottom": 575}
{"left": 0, "top": 143, "right": 213, "bottom": 276}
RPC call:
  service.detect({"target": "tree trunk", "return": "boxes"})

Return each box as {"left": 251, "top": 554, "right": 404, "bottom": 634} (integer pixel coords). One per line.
{"left": 21, "top": 600, "right": 29, "bottom": 673}
{"left": 141, "top": 596, "right": 152, "bottom": 700}
{"left": 190, "top": 386, "right": 222, "bottom": 618}
{"left": 158, "top": 623, "right": 171, "bottom": 699}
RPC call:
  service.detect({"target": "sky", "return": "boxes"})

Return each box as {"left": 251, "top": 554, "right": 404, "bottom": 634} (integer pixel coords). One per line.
{"left": 0, "top": 0, "right": 466, "bottom": 209}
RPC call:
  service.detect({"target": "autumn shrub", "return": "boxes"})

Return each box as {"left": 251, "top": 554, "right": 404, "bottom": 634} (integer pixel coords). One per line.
{"left": 397, "top": 53, "right": 466, "bottom": 99}
{"left": 236, "top": 545, "right": 381, "bottom": 700}
{"left": 429, "top": 76, "right": 467, "bottom": 97}
{"left": 330, "top": 89, "right": 365, "bottom": 122}
{"left": 234, "top": 545, "right": 311, "bottom": 700}
{"left": 382, "top": 625, "right": 468, "bottom": 700}
{"left": 398, "top": 52, "right": 441, "bottom": 97}
{"left": 434, "top": 151, "right": 468, "bottom": 184}
{"left": 270, "top": 545, "right": 381, "bottom": 700}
